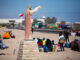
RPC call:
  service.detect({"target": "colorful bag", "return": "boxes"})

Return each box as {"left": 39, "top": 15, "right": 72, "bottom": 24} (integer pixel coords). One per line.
{"left": 12, "top": 35, "right": 15, "bottom": 38}
{"left": 3, "top": 32, "right": 11, "bottom": 39}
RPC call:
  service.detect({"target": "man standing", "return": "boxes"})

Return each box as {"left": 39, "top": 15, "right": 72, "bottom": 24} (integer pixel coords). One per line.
{"left": 64, "top": 31, "right": 69, "bottom": 42}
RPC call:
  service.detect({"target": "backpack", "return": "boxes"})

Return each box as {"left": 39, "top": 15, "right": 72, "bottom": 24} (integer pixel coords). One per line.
{"left": 51, "top": 40, "right": 54, "bottom": 45}
{"left": 44, "top": 46, "right": 48, "bottom": 52}
{"left": 12, "top": 35, "right": 15, "bottom": 38}
{"left": 65, "top": 43, "right": 70, "bottom": 48}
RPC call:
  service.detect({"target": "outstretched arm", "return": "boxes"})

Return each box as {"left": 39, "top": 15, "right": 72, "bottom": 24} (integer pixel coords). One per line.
{"left": 30, "top": 6, "right": 41, "bottom": 15}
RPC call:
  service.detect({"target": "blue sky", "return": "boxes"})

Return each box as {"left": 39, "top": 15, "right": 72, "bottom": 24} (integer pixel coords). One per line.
{"left": 0, "top": 0, "right": 80, "bottom": 23}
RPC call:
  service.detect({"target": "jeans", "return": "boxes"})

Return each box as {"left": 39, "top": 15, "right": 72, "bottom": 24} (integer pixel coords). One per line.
{"left": 38, "top": 46, "right": 43, "bottom": 52}
{"left": 60, "top": 45, "right": 64, "bottom": 51}
{"left": 65, "top": 38, "right": 69, "bottom": 42}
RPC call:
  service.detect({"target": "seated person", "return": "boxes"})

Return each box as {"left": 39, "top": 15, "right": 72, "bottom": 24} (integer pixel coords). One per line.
{"left": 0, "top": 35, "right": 3, "bottom": 49}
{"left": 37, "top": 38, "right": 43, "bottom": 52}
{"left": 0, "top": 35, "right": 8, "bottom": 49}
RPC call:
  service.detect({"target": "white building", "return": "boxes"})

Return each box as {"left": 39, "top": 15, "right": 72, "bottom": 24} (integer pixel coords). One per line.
{"left": 0, "top": 19, "right": 24, "bottom": 24}
{"left": 0, "top": 18, "right": 45, "bottom": 24}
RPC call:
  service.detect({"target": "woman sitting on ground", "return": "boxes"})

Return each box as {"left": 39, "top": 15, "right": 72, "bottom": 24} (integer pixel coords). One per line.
{"left": 46, "top": 39, "right": 53, "bottom": 52}
{"left": 37, "top": 38, "right": 43, "bottom": 52}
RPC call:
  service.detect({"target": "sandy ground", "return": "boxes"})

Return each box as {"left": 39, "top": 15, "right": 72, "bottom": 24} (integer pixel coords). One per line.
{"left": 0, "top": 29, "right": 80, "bottom": 60}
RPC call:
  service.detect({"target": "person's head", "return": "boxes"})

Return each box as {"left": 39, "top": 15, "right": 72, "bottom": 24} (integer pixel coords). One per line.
{"left": 52, "top": 40, "right": 54, "bottom": 44}
{"left": 59, "top": 32, "right": 63, "bottom": 36}
{"left": 47, "top": 39, "right": 51, "bottom": 41}
{"left": 33, "top": 38, "right": 35, "bottom": 40}
{"left": 38, "top": 38, "right": 42, "bottom": 42}
{"left": 43, "top": 37, "right": 45, "bottom": 40}
{"left": 52, "top": 40, "right": 54, "bottom": 42}
{"left": 27, "top": 5, "right": 32, "bottom": 10}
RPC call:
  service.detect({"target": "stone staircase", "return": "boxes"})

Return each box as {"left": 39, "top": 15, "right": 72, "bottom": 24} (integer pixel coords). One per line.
{"left": 17, "top": 40, "right": 39, "bottom": 60}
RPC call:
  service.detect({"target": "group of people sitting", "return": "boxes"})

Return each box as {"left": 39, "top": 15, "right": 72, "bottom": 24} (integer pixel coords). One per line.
{"left": 33, "top": 30, "right": 70, "bottom": 52}
{"left": 33, "top": 38, "right": 56, "bottom": 52}
{"left": 33, "top": 30, "right": 79, "bottom": 52}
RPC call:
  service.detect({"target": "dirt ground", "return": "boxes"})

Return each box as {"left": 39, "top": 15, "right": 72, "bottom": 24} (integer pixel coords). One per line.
{"left": 0, "top": 29, "right": 80, "bottom": 60}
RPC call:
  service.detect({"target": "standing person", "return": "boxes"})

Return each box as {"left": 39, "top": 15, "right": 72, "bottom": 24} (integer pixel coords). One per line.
{"left": 25, "top": 5, "right": 41, "bottom": 40}
{"left": 59, "top": 32, "right": 65, "bottom": 51}
{"left": 31, "top": 26, "right": 34, "bottom": 34}
{"left": 59, "top": 32, "right": 65, "bottom": 40}
{"left": 64, "top": 31, "right": 69, "bottom": 42}
{"left": 57, "top": 42, "right": 60, "bottom": 51}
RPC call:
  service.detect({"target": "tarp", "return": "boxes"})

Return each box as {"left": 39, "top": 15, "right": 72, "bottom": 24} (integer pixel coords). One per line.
{"left": 61, "top": 24, "right": 72, "bottom": 28}
{"left": 34, "top": 23, "right": 39, "bottom": 28}
{"left": 42, "top": 24, "right": 46, "bottom": 28}
{"left": 3, "top": 32, "right": 11, "bottom": 39}
{"left": 35, "top": 23, "right": 39, "bottom": 25}
{"left": 49, "top": 24, "right": 59, "bottom": 28}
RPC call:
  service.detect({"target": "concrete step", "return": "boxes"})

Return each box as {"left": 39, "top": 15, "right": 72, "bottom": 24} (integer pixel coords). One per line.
{"left": 17, "top": 40, "right": 40, "bottom": 60}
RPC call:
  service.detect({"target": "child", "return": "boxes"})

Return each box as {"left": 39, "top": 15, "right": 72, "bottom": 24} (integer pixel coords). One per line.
{"left": 57, "top": 42, "right": 61, "bottom": 52}
{"left": 52, "top": 40, "right": 56, "bottom": 51}
{"left": 59, "top": 39, "right": 65, "bottom": 51}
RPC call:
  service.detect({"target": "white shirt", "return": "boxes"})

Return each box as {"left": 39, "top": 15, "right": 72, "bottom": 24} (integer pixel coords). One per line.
{"left": 71, "top": 32, "right": 76, "bottom": 36}
{"left": 59, "top": 35, "right": 65, "bottom": 40}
